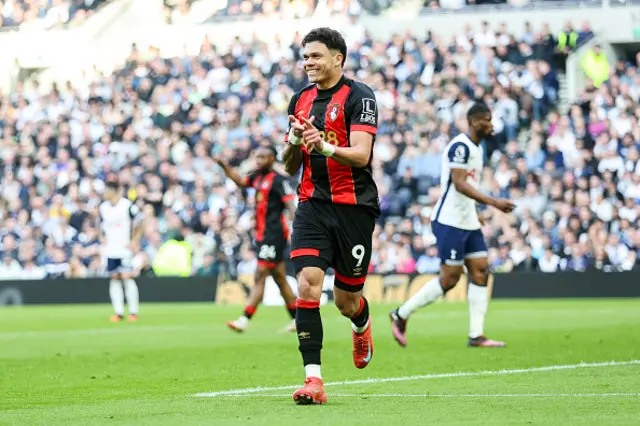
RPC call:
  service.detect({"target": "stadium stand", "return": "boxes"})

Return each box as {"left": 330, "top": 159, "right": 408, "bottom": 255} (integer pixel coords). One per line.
{"left": 205, "top": 0, "right": 389, "bottom": 21}
{"left": 0, "top": 10, "right": 639, "bottom": 281}
{"left": 0, "top": 0, "right": 108, "bottom": 29}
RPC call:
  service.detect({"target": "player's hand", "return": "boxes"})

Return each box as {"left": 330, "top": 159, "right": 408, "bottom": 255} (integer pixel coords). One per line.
{"left": 288, "top": 115, "right": 308, "bottom": 138}
{"left": 492, "top": 199, "right": 516, "bottom": 213}
{"left": 213, "top": 155, "right": 226, "bottom": 167}
{"left": 301, "top": 117, "right": 323, "bottom": 152}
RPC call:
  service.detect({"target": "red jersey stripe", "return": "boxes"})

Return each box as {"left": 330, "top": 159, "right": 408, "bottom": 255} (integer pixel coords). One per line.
{"left": 280, "top": 214, "right": 289, "bottom": 240}
{"left": 351, "top": 124, "right": 377, "bottom": 134}
{"left": 326, "top": 85, "right": 357, "bottom": 205}
{"left": 295, "top": 87, "right": 317, "bottom": 202}
{"left": 255, "top": 172, "right": 276, "bottom": 240}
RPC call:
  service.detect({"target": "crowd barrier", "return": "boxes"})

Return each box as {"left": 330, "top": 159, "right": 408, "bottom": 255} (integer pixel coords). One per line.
{"left": 0, "top": 271, "right": 638, "bottom": 306}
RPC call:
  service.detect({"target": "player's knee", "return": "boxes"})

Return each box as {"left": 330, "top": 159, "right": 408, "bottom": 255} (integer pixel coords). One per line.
{"left": 271, "top": 269, "right": 286, "bottom": 285}
{"left": 296, "top": 268, "right": 323, "bottom": 300}
{"left": 440, "top": 271, "right": 462, "bottom": 290}
{"left": 254, "top": 268, "right": 269, "bottom": 285}
{"left": 470, "top": 266, "right": 489, "bottom": 286}
{"left": 335, "top": 296, "right": 359, "bottom": 318}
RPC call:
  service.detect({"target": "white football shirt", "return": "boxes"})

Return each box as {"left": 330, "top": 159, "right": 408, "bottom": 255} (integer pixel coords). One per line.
{"left": 99, "top": 198, "right": 141, "bottom": 259}
{"left": 431, "top": 133, "right": 483, "bottom": 230}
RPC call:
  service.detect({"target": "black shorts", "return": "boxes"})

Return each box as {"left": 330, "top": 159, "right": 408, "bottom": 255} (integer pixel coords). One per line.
{"left": 255, "top": 234, "right": 287, "bottom": 268}
{"left": 290, "top": 200, "right": 375, "bottom": 292}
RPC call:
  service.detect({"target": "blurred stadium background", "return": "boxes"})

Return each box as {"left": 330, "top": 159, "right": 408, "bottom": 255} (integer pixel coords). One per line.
{"left": 0, "top": 0, "right": 639, "bottom": 302}
{"left": 2, "top": 2, "right": 640, "bottom": 425}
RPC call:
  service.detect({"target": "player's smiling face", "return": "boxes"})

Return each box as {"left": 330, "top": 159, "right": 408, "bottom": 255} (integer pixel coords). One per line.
{"left": 302, "top": 41, "right": 341, "bottom": 85}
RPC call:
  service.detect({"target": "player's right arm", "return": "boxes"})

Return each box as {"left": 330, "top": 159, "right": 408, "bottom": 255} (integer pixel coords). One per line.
{"left": 448, "top": 142, "right": 515, "bottom": 213}
{"left": 214, "top": 157, "right": 250, "bottom": 189}
{"left": 282, "top": 92, "right": 306, "bottom": 176}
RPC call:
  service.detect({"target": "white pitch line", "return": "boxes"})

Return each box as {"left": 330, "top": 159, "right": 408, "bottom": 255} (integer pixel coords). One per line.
{"left": 191, "top": 359, "right": 640, "bottom": 398}
{"left": 225, "top": 393, "right": 640, "bottom": 398}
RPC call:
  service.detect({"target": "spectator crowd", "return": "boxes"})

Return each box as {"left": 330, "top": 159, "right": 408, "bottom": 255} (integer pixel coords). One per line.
{"left": 1, "top": 16, "right": 640, "bottom": 281}
{"left": 208, "top": 0, "right": 383, "bottom": 21}
{"left": 0, "top": 0, "right": 107, "bottom": 29}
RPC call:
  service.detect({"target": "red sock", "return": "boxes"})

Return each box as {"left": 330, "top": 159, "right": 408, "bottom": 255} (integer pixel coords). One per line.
{"left": 286, "top": 301, "right": 296, "bottom": 319}
{"left": 350, "top": 297, "right": 369, "bottom": 329}
{"left": 243, "top": 305, "right": 257, "bottom": 319}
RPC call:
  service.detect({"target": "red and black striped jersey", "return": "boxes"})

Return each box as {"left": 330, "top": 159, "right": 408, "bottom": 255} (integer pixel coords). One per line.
{"left": 285, "top": 76, "right": 380, "bottom": 217}
{"left": 244, "top": 171, "right": 295, "bottom": 242}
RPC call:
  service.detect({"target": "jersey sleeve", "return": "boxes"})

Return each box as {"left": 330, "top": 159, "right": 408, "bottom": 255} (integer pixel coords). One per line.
{"left": 284, "top": 92, "right": 300, "bottom": 144}
{"left": 347, "top": 83, "right": 378, "bottom": 135}
{"left": 273, "top": 175, "right": 295, "bottom": 203}
{"left": 447, "top": 142, "right": 471, "bottom": 170}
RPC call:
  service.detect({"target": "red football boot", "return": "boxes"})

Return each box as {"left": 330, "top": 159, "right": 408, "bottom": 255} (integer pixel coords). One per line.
{"left": 292, "top": 377, "right": 327, "bottom": 405}
{"left": 352, "top": 317, "right": 374, "bottom": 369}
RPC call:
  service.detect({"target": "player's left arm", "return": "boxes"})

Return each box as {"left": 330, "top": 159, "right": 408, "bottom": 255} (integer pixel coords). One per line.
{"left": 302, "top": 84, "right": 377, "bottom": 168}
{"left": 129, "top": 203, "right": 144, "bottom": 250}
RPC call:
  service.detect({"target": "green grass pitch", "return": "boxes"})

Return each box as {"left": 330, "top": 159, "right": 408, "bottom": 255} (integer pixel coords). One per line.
{"left": 1, "top": 299, "right": 639, "bottom": 425}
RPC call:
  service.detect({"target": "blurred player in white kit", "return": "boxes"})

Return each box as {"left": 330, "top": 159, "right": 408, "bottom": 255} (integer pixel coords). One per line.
{"left": 389, "top": 103, "right": 515, "bottom": 348}
{"left": 99, "top": 179, "right": 143, "bottom": 322}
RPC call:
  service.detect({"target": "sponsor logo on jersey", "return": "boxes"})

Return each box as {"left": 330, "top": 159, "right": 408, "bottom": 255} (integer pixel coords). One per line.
{"left": 359, "top": 98, "right": 377, "bottom": 125}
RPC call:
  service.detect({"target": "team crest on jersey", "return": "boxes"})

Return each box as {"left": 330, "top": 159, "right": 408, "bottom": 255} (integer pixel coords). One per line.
{"left": 328, "top": 103, "right": 340, "bottom": 121}
{"left": 256, "top": 193, "right": 263, "bottom": 202}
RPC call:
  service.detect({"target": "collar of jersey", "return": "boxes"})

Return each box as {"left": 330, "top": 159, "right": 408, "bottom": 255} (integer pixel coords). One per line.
{"left": 316, "top": 75, "right": 347, "bottom": 95}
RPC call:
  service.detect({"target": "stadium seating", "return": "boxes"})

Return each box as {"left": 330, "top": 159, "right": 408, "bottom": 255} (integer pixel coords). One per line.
{"left": 0, "top": 0, "right": 108, "bottom": 29}
{"left": 0, "top": 7, "right": 639, "bottom": 280}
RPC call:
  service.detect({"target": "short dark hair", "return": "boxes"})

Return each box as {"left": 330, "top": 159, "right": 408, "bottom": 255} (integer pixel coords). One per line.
{"left": 260, "top": 144, "right": 278, "bottom": 157}
{"left": 467, "top": 102, "right": 491, "bottom": 122}
{"left": 105, "top": 181, "right": 119, "bottom": 190}
{"left": 302, "top": 27, "right": 347, "bottom": 67}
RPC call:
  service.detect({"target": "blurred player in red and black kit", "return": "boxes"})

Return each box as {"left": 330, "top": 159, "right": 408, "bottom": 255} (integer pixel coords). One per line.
{"left": 282, "top": 27, "right": 379, "bottom": 405}
{"left": 215, "top": 146, "right": 298, "bottom": 333}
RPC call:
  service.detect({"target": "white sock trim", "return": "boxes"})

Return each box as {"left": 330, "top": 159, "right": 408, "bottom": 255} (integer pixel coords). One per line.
{"left": 468, "top": 282, "right": 489, "bottom": 339}
{"left": 123, "top": 279, "right": 139, "bottom": 315}
{"left": 398, "top": 277, "right": 444, "bottom": 319}
{"left": 305, "top": 364, "right": 322, "bottom": 379}
{"left": 351, "top": 318, "right": 370, "bottom": 334}
{"left": 109, "top": 279, "right": 125, "bottom": 316}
